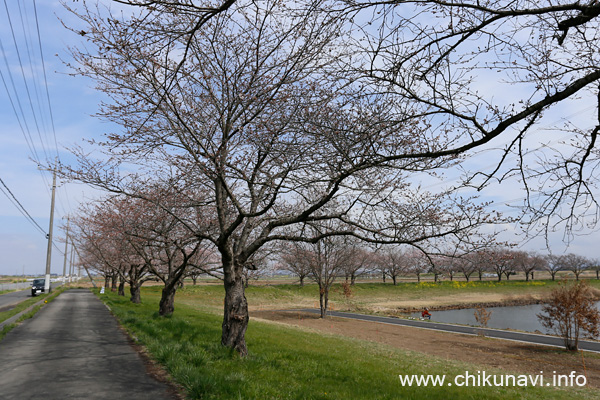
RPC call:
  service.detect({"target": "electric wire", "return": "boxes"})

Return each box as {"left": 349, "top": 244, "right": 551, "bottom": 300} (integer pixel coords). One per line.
{"left": 0, "top": 36, "right": 41, "bottom": 162}
{"left": 2, "top": 0, "right": 50, "bottom": 161}
{"left": 32, "top": 0, "right": 60, "bottom": 156}
{"left": 0, "top": 1, "right": 72, "bottom": 270}
{"left": 0, "top": 176, "right": 46, "bottom": 235}
{"left": 18, "top": 0, "right": 49, "bottom": 143}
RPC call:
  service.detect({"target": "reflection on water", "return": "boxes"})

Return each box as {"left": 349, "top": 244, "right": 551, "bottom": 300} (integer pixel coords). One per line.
{"left": 411, "top": 303, "right": 600, "bottom": 334}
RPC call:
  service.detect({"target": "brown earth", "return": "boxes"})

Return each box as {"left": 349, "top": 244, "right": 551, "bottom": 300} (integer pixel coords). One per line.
{"left": 252, "top": 310, "right": 600, "bottom": 389}
{"left": 369, "top": 294, "right": 545, "bottom": 314}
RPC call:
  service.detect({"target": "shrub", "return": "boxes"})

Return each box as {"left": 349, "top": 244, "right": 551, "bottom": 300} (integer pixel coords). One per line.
{"left": 537, "top": 280, "right": 600, "bottom": 351}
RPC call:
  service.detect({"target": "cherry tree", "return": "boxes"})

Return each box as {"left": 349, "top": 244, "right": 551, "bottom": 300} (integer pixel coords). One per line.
{"left": 405, "top": 250, "right": 430, "bottom": 283}
{"left": 482, "top": 248, "right": 515, "bottom": 282}
{"left": 379, "top": 247, "right": 409, "bottom": 286}
{"left": 70, "top": 201, "right": 131, "bottom": 294}
{"left": 554, "top": 253, "right": 592, "bottom": 281}
{"left": 545, "top": 254, "right": 565, "bottom": 281}
{"left": 279, "top": 243, "right": 312, "bottom": 287}
{"left": 342, "top": 244, "right": 375, "bottom": 285}
{"left": 455, "top": 254, "right": 479, "bottom": 282}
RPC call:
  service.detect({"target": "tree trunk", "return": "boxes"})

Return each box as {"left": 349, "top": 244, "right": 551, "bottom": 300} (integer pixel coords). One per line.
{"left": 478, "top": 271, "right": 483, "bottom": 281}
{"left": 118, "top": 275, "right": 125, "bottom": 296}
{"left": 497, "top": 273, "right": 502, "bottom": 282}
{"left": 551, "top": 272, "right": 556, "bottom": 281}
{"left": 565, "top": 337, "right": 578, "bottom": 351}
{"left": 299, "top": 275, "right": 305, "bottom": 287}
{"left": 130, "top": 282, "right": 141, "bottom": 303}
{"left": 319, "top": 286, "right": 329, "bottom": 318}
{"left": 449, "top": 272, "right": 454, "bottom": 281}
{"left": 221, "top": 264, "right": 249, "bottom": 356}
{"left": 111, "top": 274, "right": 118, "bottom": 292}
{"left": 531, "top": 271, "right": 535, "bottom": 280}
{"left": 392, "top": 275, "right": 397, "bottom": 286}
{"left": 416, "top": 273, "right": 421, "bottom": 283}
{"left": 351, "top": 273, "right": 356, "bottom": 286}
{"left": 596, "top": 270, "right": 599, "bottom": 280}
{"left": 382, "top": 273, "right": 386, "bottom": 283}
{"left": 159, "top": 283, "right": 177, "bottom": 316}
{"left": 104, "top": 274, "right": 110, "bottom": 290}
{"left": 464, "top": 273, "right": 470, "bottom": 282}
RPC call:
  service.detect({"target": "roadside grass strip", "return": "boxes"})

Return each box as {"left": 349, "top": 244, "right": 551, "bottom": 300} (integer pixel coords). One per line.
{"left": 0, "top": 287, "right": 66, "bottom": 339}
{"left": 97, "top": 289, "right": 596, "bottom": 400}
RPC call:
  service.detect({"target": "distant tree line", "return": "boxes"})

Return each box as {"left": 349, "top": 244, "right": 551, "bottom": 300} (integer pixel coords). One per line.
{"left": 279, "top": 245, "right": 600, "bottom": 287}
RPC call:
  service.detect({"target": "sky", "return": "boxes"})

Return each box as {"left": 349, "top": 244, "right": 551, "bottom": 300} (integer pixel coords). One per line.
{"left": 0, "top": 0, "right": 110, "bottom": 276}
{"left": 0, "top": 1, "right": 598, "bottom": 276}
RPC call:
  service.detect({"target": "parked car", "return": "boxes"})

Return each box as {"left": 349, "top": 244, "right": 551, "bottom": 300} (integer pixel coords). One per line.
{"left": 31, "top": 278, "right": 45, "bottom": 296}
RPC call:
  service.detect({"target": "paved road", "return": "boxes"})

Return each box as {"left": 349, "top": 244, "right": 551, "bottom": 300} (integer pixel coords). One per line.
{"left": 0, "top": 289, "right": 31, "bottom": 312}
{"left": 299, "top": 309, "right": 600, "bottom": 353}
{"left": 0, "top": 289, "right": 174, "bottom": 399}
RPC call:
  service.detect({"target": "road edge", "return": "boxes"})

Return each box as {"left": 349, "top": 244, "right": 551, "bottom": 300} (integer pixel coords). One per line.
{"left": 92, "top": 289, "right": 186, "bottom": 400}
{"left": 0, "top": 288, "right": 66, "bottom": 332}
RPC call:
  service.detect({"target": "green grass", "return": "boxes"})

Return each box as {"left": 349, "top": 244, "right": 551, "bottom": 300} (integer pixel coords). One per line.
{"left": 98, "top": 288, "right": 596, "bottom": 399}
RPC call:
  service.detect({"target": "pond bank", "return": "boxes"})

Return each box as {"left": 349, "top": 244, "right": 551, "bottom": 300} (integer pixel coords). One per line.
{"left": 395, "top": 296, "right": 546, "bottom": 313}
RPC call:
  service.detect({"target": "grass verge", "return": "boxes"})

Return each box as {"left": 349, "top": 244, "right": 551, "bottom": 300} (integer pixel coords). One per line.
{"left": 0, "top": 287, "right": 66, "bottom": 340}
{"left": 98, "top": 289, "right": 595, "bottom": 399}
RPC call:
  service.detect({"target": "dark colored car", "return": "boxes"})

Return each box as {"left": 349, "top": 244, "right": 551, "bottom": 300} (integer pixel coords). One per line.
{"left": 31, "top": 278, "right": 45, "bottom": 296}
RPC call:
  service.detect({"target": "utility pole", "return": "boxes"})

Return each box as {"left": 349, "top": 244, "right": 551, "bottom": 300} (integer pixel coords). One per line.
{"left": 69, "top": 240, "right": 75, "bottom": 283}
{"left": 62, "top": 216, "right": 70, "bottom": 284}
{"left": 44, "top": 161, "right": 57, "bottom": 293}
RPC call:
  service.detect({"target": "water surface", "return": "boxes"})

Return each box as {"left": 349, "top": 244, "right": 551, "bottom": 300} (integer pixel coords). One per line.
{"left": 413, "top": 302, "right": 600, "bottom": 334}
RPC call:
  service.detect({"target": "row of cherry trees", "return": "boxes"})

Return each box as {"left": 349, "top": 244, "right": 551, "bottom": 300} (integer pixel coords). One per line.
{"left": 279, "top": 244, "right": 600, "bottom": 290}
{"left": 62, "top": 0, "right": 600, "bottom": 356}
{"left": 70, "top": 191, "right": 218, "bottom": 315}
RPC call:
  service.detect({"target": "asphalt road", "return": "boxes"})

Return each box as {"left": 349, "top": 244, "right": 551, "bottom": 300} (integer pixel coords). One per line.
{"left": 299, "top": 309, "right": 600, "bottom": 353}
{"left": 0, "top": 289, "right": 174, "bottom": 399}
{"left": 0, "top": 289, "right": 31, "bottom": 312}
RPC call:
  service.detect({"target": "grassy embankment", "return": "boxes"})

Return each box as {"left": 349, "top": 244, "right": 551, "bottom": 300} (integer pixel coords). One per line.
{"left": 173, "top": 279, "right": 600, "bottom": 315}
{"left": 98, "top": 284, "right": 598, "bottom": 399}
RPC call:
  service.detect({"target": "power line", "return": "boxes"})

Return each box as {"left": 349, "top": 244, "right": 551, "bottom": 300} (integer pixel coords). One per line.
{"left": 32, "top": 0, "right": 59, "bottom": 157}
{"left": 0, "top": 36, "right": 41, "bottom": 162}
{"left": 0, "top": 175, "right": 46, "bottom": 235}
{"left": 2, "top": 0, "right": 50, "bottom": 162}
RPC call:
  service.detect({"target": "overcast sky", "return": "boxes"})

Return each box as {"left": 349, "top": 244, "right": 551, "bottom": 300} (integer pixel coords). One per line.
{"left": 0, "top": 1, "right": 597, "bottom": 276}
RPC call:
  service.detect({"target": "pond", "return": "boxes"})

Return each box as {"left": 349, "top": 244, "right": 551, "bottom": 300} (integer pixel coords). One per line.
{"left": 412, "top": 303, "right": 600, "bottom": 334}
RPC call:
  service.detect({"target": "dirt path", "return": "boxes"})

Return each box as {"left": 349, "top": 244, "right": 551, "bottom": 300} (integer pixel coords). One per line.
{"left": 253, "top": 310, "right": 600, "bottom": 388}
